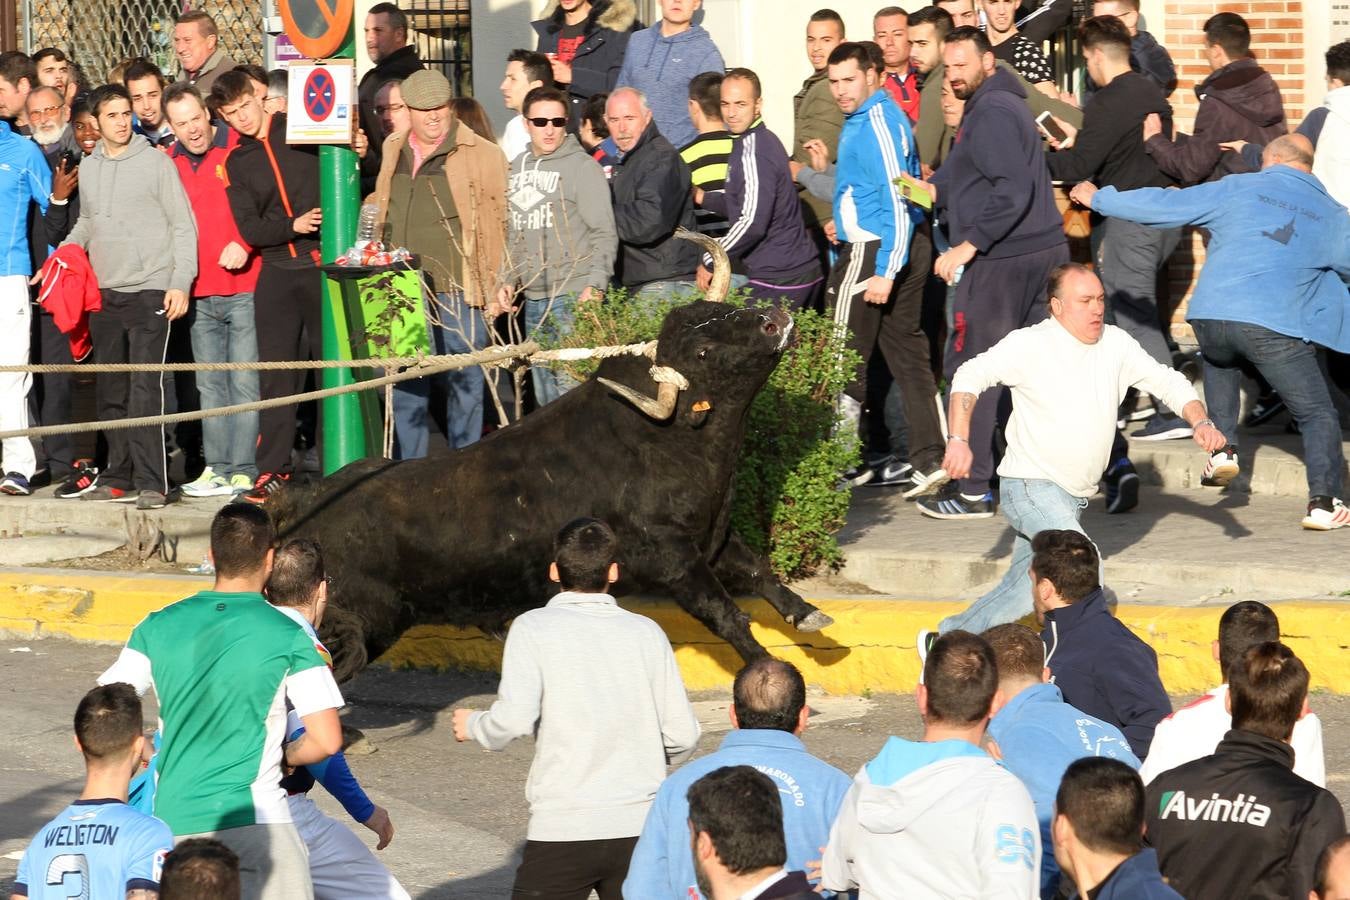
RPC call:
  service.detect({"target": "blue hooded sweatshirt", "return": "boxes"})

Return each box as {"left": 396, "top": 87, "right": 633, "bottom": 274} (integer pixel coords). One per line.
{"left": 0, "top": 121, "right": 50, "bottom": 276}
{"left": 623, "top": 728, "right": 851, "bottom": 899}
{"left": 1041, "top": 589, "right": 1171, "bottom": 760}
{"left": 1077, "top": 849, "right": 1183, "bottom": 899}
{"left": 989, "top": 682, "right": 1141, "bottom": 898}
{"left": 615, "top": 23, "right": 724, "bottom": 149}
{"left": 1091, "top": 166, "right": 1350, "bottom": 351}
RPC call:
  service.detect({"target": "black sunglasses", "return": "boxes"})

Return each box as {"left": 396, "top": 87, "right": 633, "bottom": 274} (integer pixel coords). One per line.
{"left": 527, "top": 116, "right": 568, "bottom": 128}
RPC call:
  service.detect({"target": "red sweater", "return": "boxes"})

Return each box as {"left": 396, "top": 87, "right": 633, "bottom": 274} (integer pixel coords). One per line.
{"left": 172, "top": 128, "right": 261, "bottom": 297}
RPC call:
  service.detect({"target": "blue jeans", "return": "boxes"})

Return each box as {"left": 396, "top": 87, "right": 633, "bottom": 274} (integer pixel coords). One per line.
{"left": 632, "top": 280, "right": 698, "bottom": 304}
{"left": 523, "top": 296, "right": 578, "bottom": 406}
{"left": 392, "top": 293, "right": 486, "bottom": 458}
{"left": 189, "top": 293, "right": 259, "bottom": 479}
{"left": 939, "top": 478, "right": 1093, "bottom": 634}
{"left": 1191, "top": 318, "right": 1345, "bottom": 498}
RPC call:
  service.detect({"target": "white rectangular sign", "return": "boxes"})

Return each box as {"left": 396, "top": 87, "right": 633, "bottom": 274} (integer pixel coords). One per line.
{"left": 285, "top": 59, "right": 355, "bottom": 145}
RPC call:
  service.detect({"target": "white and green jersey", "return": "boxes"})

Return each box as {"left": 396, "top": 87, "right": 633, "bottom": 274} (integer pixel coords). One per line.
{"left": 98, "top": 591, "right": 344, "bottom": 836}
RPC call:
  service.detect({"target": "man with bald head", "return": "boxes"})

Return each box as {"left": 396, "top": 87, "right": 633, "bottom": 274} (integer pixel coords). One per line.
{"left": 1076, "top": 132, "right": 1350, "bottom": 530}
{"left": 624, "top": 658, "right": 851, "bottom": 897}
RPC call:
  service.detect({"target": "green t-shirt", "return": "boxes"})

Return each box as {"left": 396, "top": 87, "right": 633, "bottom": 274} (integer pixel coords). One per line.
{"left": 99, "top": 591, "right": 343, "bottom": 835}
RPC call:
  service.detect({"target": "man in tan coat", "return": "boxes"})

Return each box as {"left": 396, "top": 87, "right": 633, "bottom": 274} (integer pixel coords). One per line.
{"left": 369, "top": 69, "right": 507, "bottom": 456}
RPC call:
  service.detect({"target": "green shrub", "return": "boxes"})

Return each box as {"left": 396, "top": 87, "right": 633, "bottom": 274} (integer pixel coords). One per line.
{"left": 555, "top": 288, "right": 861, "bottom": 580}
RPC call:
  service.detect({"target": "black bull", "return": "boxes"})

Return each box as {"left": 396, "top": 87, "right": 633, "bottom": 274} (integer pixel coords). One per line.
{"left": 270, "top": 301, "right": 835, "bottom": 683}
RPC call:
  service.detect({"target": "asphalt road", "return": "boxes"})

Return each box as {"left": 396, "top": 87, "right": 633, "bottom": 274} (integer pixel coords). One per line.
{"left": 2, "top": 638, "right": 1347, "bottom": 898}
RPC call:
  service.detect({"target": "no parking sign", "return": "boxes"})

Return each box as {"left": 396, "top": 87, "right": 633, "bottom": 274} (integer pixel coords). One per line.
{"left": 285, "top": 59, "right": 356, "bottom": 144}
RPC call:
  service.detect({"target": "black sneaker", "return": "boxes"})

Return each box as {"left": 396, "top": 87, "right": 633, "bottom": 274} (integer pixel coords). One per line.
{"left": 916, "top": 483, "right": 996, "bottom": 520}
{"left": 55, "top": 465, "right": 100, "bottom": 499}
{"left": 1243, "top": 393, "right": 1286, "bottom": 428}
{"left": 866, "top": 456, "right": 914, "bottom": 487}
{"left": 1103, "top": 458, "right": 1140, "bottom": 514}
{"left": 239, "top": 472, "right": 290, "bottom": 505}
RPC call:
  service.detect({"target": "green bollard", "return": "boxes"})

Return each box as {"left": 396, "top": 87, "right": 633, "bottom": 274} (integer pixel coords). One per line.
{"left": 318, "top": 33, "right": 368, "bottom": 476}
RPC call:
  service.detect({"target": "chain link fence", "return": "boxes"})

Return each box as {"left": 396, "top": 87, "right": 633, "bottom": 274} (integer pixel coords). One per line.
{"left": 22, "top": 0, "right": 261, "bottom": 85}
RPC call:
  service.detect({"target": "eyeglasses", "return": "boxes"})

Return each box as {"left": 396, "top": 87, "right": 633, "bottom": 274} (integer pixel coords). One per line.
{"left": 28, "top": 104, "right": 63, "bottom": 119}
{"left": 374, "top": 102, "right": 406, "bottom": 115}
{"left": 528, "top": 117, "right": 568, "bottom": 128}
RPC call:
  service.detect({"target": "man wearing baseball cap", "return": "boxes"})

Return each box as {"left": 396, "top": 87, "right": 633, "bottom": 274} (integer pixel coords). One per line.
{"left": 366, "top": 69, "right": 508, "bottom": 457}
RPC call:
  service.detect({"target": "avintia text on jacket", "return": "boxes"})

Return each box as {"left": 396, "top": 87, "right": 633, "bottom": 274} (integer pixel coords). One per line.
{"left": 1157, "top": 790, "right": 1271, "bottom": 826}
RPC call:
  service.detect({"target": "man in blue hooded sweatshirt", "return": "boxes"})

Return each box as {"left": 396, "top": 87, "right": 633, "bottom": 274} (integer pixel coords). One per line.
{"left": 983, "top": 623, "right": 1140, "bottom": 898}
{"left": 1075, "top": 133, "right": 1350, "bottom": 531}
{"left": 615, "top": 0, "right": 724, "bottom": 150}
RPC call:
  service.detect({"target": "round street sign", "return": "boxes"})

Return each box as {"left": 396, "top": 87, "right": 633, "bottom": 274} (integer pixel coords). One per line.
{"left": 303, "top": 68, "right": 337, "bottom": 122}
{"left": 280, "top": 0, "right": 355, "bottom": 59}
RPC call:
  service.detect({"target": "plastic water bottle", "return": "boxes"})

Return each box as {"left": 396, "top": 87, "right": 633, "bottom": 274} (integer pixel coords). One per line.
{"left": 355, "top": 202, "right": 380, "bottom": 249}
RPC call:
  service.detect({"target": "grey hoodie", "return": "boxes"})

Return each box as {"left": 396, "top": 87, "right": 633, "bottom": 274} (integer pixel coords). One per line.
{"left": 65, "top": 134, "right": 197, "bottom": 294}
{"left": 507, "top": 134, "right": 617, "bottom": 301}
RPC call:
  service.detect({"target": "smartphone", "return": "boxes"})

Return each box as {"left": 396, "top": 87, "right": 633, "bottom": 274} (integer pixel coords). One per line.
{"left": 1035, "top": 111, "right": 1067, "bottom": 144}
{"left": 57, "top": 149, "right": 79, "bottom": 170}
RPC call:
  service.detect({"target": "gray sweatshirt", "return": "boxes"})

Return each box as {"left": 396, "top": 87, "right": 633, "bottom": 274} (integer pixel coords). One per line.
{"left": 65, "top": 134, "right": 197, "bottom": 294}
{"left": 467, "top": 591, "right": 701, "bottom": 841}
{"left": 506, "top": 134, "right": 617, "bottom": 301}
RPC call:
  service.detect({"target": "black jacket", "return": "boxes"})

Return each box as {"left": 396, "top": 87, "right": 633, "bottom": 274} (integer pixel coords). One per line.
{"left": 1145, "top": 56, "right": 1286, "bottom": 185}
{"left": 1046, "top": 71, "right": 1173, "bottom": 191}
{"left": 533, "top": 0, "right": 638, "bottom": 126}
{"left": 1145, "top": 729, "right": 1346, "bottom": 900}
{"left": 29, "top": 134, "right": 82, "bottom": 273}
{"left": 224, "top": 114, "right": 321, "bottom": 268}
{"left": 755, "top": 871, "right": 818, "bottom": 899}
{"left": 358, "top": 45, "right": 425, "bottom": 189}
{"left": 1041, "top": 588, "right": 1171, "bottom": 759}
{"left": 929, "top": 65, "right": 1065, "bottom": 260}
{"left": 609, "top": 121, "right": 699, "bottom": 287}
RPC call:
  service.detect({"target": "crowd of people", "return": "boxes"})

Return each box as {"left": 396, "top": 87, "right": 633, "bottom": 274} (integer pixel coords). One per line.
{"left": 0, "top": 0, "right": 1342, "bottom": 539}
{"left": 4, "top": 1, "right": 1350, "bottom": 897}
{"left": 9, "top": 504, "right": 1348, "bottom": 899}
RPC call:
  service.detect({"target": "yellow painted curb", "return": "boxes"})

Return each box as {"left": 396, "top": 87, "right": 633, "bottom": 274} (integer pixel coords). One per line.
{"left": 8, "top": 571, "right": 1346, "bottom": 696}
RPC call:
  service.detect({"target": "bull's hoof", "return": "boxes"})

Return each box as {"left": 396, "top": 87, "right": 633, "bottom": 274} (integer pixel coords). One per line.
{"left": 792, "top": 610, "right": 834, "bottom": 633}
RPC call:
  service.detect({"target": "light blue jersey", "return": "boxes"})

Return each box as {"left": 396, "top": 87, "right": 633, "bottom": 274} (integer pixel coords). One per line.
{"left": 14, "top": 799, "right": 173, "bottom": 899}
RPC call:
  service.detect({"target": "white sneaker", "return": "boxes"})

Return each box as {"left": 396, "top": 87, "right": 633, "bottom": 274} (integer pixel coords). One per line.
{"left": 902, "top": 465, "right": 951, "bottom": 499}
{"left": 1201, "top": 447, "right": 1239, "bottom": 488}
{"left": 1302, "top": 496, "right": 1350, "bottom": 531}
{"left": 181, "top": 467, "right": 234, "bottom": 498}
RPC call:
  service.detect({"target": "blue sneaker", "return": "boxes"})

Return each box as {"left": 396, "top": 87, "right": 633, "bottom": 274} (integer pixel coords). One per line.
{"left": 0, "top": 472, "right": 31, "bottom": 496}
{"left": 916, "top": 483, "right": 995, "bottom": 520}
{"left": 1103, "top": 458, "right": 1140, "bottom": 514}
{"left": 1130, "top": 414, "right": 1193, "bottom": 441}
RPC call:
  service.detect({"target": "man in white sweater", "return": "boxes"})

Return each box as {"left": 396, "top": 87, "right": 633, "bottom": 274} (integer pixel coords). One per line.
{"left": 924, "top": 263, "right": 1227, "bottom": 639}
{"left": 451, "top": 517, "right": 701, "bottom": 898}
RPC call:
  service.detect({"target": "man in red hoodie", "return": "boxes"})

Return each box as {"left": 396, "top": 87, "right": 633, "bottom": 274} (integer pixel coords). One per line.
{"left": 164, "top": 82, "right": 262, "bottom": 497}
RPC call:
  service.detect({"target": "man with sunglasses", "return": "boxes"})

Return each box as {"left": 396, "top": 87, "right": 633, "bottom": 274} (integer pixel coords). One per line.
{"left": 367, "top": 68, "right": 507, "bottom": 455}
{"left": 502, "top": 85, "right": 615, "bottom": 406}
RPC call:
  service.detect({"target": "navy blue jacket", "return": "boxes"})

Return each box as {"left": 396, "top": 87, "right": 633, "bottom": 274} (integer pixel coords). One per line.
{"left": 701, "top": 120, "right": 822, "bottom": 283}
{"left": 930, "top": 66, "right": 1065, "bottom": 260}
{"left": 1076, "top": 849, "right": 1182, "bottom": 899}
{"left": 1041, "top": 589, "right": 1171, "bottom": 759}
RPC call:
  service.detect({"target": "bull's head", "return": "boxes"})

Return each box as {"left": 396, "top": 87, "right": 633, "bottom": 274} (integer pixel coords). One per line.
{"left": 599, "top": 229, "right": 738, "bottom": 420}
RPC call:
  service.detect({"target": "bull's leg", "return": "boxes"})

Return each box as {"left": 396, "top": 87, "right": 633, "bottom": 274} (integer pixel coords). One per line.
{"left": 670, "top": 560, "right": 772, "bottom": 664}
{"left": 712, "top": 531, "right": 834, "bottom": 633}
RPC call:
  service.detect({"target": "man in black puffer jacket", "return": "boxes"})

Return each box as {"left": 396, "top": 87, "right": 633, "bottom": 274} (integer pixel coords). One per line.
{"left": 533, "top": 0, "right": 638, "bottom": 129}
{"left": 1145, "top": 641, "right": 1345, "bottom": 900}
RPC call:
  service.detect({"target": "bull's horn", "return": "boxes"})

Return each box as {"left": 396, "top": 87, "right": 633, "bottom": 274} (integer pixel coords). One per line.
{"left": 675, "top": 227, "right": 731, "bottom": 302}
{"left": 598, "top": 378, "right": 681, "bottom": 420}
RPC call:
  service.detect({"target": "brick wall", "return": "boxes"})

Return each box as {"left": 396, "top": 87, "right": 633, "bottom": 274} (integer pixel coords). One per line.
{"left": 1161, "top": 2, "right": 1309, "bottom": 342}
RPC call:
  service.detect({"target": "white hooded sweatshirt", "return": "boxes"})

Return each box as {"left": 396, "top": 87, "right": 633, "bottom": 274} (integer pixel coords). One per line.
{"left": 820, "top": 737, "right": 1040, "bottom": 899}
{"left": 1313, "top": 86, "right": 1350, "bottom": 208}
